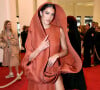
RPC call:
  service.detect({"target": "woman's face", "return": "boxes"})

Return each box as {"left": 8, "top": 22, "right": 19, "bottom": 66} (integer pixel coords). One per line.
{"left": 85, "top": 24, "right": 90, "bottom": 30}
{"left": 40, "top": 7, "right": 55, "bottom": 26}
{"left": 6, "top": 22, "right": 11, "bottom": 30}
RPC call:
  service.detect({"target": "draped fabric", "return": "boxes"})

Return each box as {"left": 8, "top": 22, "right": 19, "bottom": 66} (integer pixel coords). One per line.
{"left": 21, "top": 2, "right": 82, "bottom": 85}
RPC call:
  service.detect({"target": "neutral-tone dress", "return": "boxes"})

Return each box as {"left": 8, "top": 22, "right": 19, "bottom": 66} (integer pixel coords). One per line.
{"left": 0, "top": 31, "right": 19, "bottom": 66}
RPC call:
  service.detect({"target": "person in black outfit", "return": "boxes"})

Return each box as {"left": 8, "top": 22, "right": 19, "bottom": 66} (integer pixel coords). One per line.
{"left": 62, "top": 16, "right": 86, "bottom": 90}
{"left": 21, "top": 25, "right": 28, "bottom": 52}
{"left": 83, "top": 22, "right": 95, "bottom": 67}
{"left": 94, "top": 26, "right": 100, "bottom": 65}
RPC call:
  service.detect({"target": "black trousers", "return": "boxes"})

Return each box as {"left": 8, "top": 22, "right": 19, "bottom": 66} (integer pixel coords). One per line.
{"left": 83, "top": 46, "right": 91, "bottom": 67}
{"left": 62, "top": 69, "right": 87, "bottom": 90}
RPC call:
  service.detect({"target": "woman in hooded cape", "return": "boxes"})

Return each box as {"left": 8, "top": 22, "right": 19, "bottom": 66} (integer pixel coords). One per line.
{"left": 21, "top": 2, "right": 82, "bottom": 90}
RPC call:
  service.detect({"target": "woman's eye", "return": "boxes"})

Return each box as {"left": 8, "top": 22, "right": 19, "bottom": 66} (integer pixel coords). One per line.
{"left": 45, "top": 12, "right": 49, "bottom": 14}
{"left": 51, "top": 13, "right": 54, "bottom": 16}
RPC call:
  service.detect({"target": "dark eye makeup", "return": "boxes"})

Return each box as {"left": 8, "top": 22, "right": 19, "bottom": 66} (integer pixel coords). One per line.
{"left": 45, "top": 11, "right": 54, "bottom": 16}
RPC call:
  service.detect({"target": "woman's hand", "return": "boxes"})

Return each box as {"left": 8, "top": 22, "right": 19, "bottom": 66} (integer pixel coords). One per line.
{"left": 38, "top": 35, "right": 49, "bottom": 52}
{"left": 47, "top": 54, "right": 59, "bottom": 67}
{"left": 29, "top": 35, "right": 49, "bottom": 61}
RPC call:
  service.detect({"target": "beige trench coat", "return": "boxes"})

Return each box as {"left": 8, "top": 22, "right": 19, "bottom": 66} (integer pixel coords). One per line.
{"left": 0, "top": 31, "right": 19, "bottom": 66}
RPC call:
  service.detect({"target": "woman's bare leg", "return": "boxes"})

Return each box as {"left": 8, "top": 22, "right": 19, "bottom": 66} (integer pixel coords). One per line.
{"left": 9, "top": 66, "right": 12, "bottom": 73}
{"left": 55, "top": 76, "right": 65, "bottom": 90}
{"left": 15, "top": 65, "right": 19, "bottom": 74}
{"left": 5, "top": 66, "right": 14, "bottom": 78}
{"left": 15, "top": 65, "right": 21, "bottom": 79}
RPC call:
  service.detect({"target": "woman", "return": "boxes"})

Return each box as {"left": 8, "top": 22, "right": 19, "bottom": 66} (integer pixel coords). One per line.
{"left": 0, "top": 20, "right": 20, "bottom": 79}
{"left": 22, "top": 2, "right": 82, "bottom": 90}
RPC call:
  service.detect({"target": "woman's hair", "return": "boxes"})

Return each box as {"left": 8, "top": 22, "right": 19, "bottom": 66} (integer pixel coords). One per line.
{"left": 67, "top": 16, "right": 77, "bottom": 30}
{"left": 38, "top": 3, "right": 56, "bottom": 16}
{"left": 3, "top": 20, "right": 12, "bottom": 32}
{"left": 87, "top": 23, "right": 90, "bottom": 27}
{"left": 23, "top": 25, "right": 27, "bottom": 31}
{"left": 40, "top": 4, "right": 56, "bottom": 12}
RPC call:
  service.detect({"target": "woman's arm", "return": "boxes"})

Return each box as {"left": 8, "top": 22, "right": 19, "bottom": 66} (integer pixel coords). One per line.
{"left": 57, "top": 28, "right": 68, "bottom": 57}
{"left": 48, "top": 28, "right": 68, "bottom": 67}
{"left": 1, "top": 31, "right": 8, "bottom": 42}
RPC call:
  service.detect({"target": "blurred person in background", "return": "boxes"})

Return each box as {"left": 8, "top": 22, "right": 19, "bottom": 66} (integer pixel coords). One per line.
{"left": 0, "top": 20, "right": 21, "bottom": 79}
{"left": 83, "top": 21, "right": 95, "bottom": 67}
{"left": 94, "top": 26, "right": 100, "bottom": 66}
{"left": 21, "top": 25, "right": 28, "bottom": 52}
